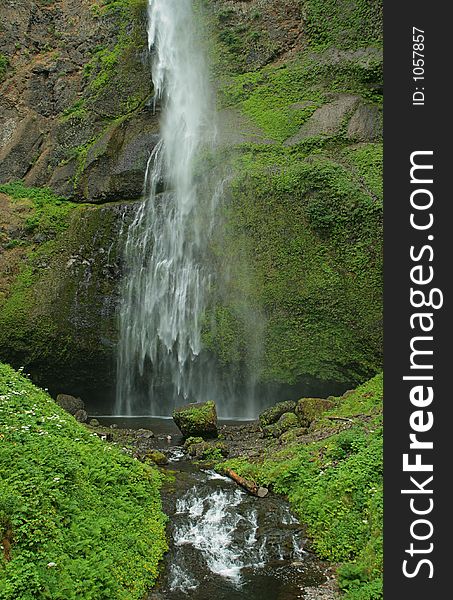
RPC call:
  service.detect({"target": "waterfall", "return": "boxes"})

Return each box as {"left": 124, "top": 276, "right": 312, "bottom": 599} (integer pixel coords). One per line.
{"left": 115, "top": 0, "right": 221, "bottom": 416}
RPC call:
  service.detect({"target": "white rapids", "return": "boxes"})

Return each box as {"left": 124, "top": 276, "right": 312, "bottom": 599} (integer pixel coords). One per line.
{"left": 168, "top": 473, "right": 308, "bottom": 593}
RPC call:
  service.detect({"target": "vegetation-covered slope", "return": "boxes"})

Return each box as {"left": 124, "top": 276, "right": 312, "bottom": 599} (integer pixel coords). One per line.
{"left": 203, "top": 0, "right": 383, "bottom": 388}
{"left": 0, "top": 362, "right": 167, "bottom": 599}
{"left": 222, "top": 373, "right": 383, "bottom": 599}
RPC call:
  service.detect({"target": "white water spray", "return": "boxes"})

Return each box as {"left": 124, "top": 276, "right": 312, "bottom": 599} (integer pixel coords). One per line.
{"left": 115, "top": 0, "right": 220, "bottom": 415}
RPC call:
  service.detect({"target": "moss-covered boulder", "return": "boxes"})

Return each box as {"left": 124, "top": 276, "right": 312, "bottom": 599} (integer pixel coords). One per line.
{"left": 295, "top": 398, "right": 335, "bottom": 427}
{"left": 145, "top": 450, "right": 168, "bottom": 466}
{"left": 263, "top": 411, "right": 299, "bottom": 438}
{"left": 173, "top": 401, "right": 218, "bottom": 438}
{"left": 184, "top": 437, "right": 228, "bottom": 460}
{"left": 279, "top": 426, "right": 309, "bottom": 444}
{"left": 259, "top": 400, "right": 297, "bottom": 428}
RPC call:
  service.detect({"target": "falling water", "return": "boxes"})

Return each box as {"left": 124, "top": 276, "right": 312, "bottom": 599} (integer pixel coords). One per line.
{"left": 115, "top": 0, "right": 222, "bottom": 416}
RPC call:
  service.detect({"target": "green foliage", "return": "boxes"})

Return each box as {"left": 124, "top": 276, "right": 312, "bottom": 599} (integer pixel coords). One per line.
{"left": 222, "top": 375, "right": 383, "bottom": 599}
{"left": 0, "top": 363, "right": 167, "bottom": 599}
{"left": 0, "top": 54, "right": 9, "bottom": 82}
{"left": 302, "top": 0, "right": 383, "bottom": 50}
{"left": 205, "top": 147, "right": 382, "bottom": 386}
{"left": 221, "top": 56, "right": 382, "bottom": 142}
{"left": 0, "top": 182, "right": 77, "bottom": 237}
{"left": 61, "top": 99, "right": 87, "bottom": 121}
{"left": 341, "top": 144, "right": 383, "bottom": 200}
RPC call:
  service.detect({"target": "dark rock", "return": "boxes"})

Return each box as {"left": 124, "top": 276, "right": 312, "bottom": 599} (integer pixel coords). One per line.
{"left": 89, "top": 418, "right": 100, "bottom": 427}
{"left": 173, "top": 401, "right": 218, "bottom": 438}
{"left": 0, "top": 113, "right": 47, "bottom": 182}
{"left": 74, "top": 113, "right": 160, "bottom": 203}
{"left": 259, "top": 400, "right": 297, "bottom": 428}
{"left": 73, "top": 409, "right": 88, "bottom": 423}
{"left": 56, "top": 393, "right": 84, "bottom": 415}
{"left": 137, "top": 429, "right": 154, "bottom": 439}
{"left": 295, "top": 398, "right": 335, "bottom": 427}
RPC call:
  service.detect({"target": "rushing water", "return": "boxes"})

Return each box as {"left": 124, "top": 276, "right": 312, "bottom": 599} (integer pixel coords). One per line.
{"left": 116, "top": 0, "right": 221, "bottom": 416}
{"left": 151, "top": 445, "right": 329, "bottom": 600}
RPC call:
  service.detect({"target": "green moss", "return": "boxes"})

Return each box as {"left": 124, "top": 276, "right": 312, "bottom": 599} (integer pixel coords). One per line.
{"left": 341, "top": 143, "right": 383, "bottom": 200}
{"left": 0, "top": 362, "right": 167, "bottom": 599}
{"left": 173, "top": 401, "right": 218, "bottom": 438}
{"left": 0, "top": 53, "right": 9, "bottom": 82}
{"left": 83, "top": 0, "right": 148, "bottom": 98}
{"left": 221, "top": 374, "right": 383, "bottom": 600}
{"left": 205, "top": 146, "right": 382, "bottom": 387}
{"left": 221, "top": 56, "right": 382, "bottom": 142}
{"left": 0, "top": 194, "right": 125, "bottom": 384}
{"left": 61, "top": 99, "right": 87, "bottom": 122}
{"left": 0, "top": 182, "right": 78, "bottom": 237}
{"left": 302, "top": 0, "right": 382, "bottom": 51}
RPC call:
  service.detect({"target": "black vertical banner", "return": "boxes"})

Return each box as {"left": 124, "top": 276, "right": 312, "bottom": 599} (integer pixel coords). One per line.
{"left": 384, "top": 1, "right": 451, "bottom": 598}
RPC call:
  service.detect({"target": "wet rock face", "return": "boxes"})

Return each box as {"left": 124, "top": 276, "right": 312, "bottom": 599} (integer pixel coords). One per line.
{"left": 0, "top": 196, "right": 141, "bottom": 407}
{"left": 173, "top": 401, "right": 218, "bottom": 439}
{"left": 0, "top": 0, "right": 154, "bottom": 203}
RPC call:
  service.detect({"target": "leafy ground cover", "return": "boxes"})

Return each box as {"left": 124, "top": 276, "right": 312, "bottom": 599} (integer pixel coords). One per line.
{"left": 221, "top": 374, "right": 383, "bottom": 599}
{"left": 0, "top": 362, "right": 167, "bottom": 600}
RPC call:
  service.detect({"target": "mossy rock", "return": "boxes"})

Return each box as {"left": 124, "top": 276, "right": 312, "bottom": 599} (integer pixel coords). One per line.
{"left": 184, "top": 438, "right": 228, "bottom": 460}
{"left": 172, "top": 401, "right": 218, "bottom": 438}
{"left": 183, "top": 436, "right": 204, "bottom": 450}
{"left": 259, "top": 400, "right": 297, "bottom": 428}
{"left": 145, "top": 450, "right": 168, "bottom": 466}
{"left": 295, "top": 398, "right": 335, "bottom": 427}
{"left": 263, "top": 411, "right": 299, "bottom": 438}
{"left": 279, "top": 426, "right": 308, "bottom": 444}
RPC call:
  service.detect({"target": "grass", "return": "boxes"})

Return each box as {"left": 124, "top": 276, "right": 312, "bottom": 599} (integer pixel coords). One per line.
{"left": 0, "top": 362, "right": 167, "bottom": 600}
{"left": 220, "top": 374, "right": 383, "bottom": 599}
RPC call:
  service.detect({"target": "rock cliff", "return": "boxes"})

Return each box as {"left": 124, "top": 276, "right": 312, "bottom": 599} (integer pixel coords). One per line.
{"left": 0, "top": 0, "right": 382, "bottom": 406}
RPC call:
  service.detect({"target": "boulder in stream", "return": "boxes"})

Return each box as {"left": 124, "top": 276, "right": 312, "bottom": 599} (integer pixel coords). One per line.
{"left": 173, "top": 401, "right": 218, "bottom": 438}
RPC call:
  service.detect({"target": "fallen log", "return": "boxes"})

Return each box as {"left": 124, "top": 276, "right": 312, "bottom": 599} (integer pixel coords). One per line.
{"left": 224, "top": 468, "right": 268, "bottom": 498}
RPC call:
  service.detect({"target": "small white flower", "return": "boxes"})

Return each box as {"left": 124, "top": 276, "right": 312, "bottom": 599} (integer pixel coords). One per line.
{"left": 53, "top": 477, "right": 60, "bottom": 482}
{"left": 47, "top": 562, "right": 57, "bottom": 568}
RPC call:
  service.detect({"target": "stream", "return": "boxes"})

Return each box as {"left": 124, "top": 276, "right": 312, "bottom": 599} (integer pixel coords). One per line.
{"left": 97, "top": 418, "right": 333, "bottom": 600}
